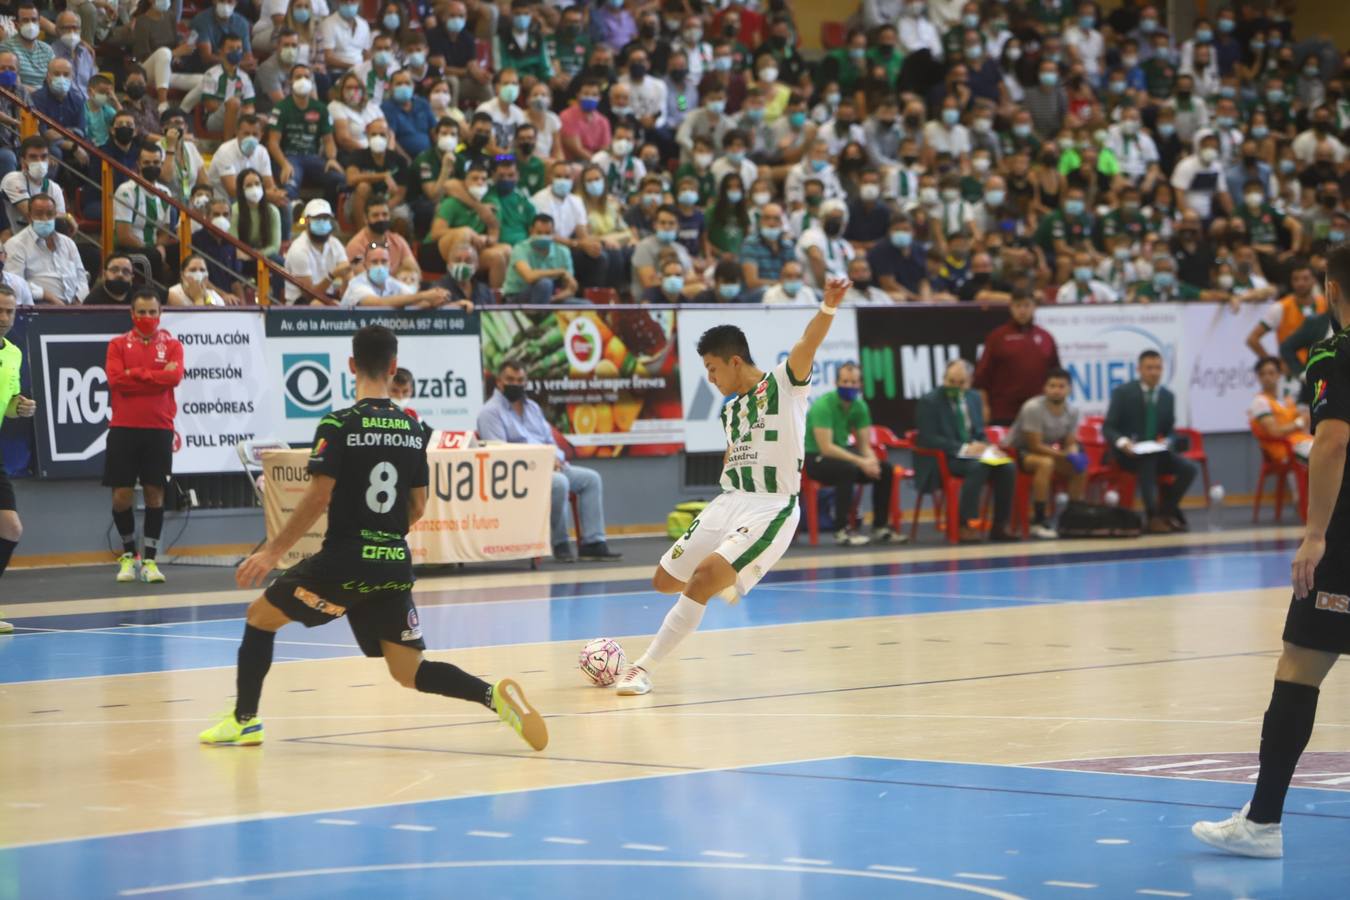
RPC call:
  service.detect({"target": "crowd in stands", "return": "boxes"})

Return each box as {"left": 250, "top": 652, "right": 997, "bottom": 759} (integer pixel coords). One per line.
{"left": 0, "top": 0, "right": 1342, "bottom": 310}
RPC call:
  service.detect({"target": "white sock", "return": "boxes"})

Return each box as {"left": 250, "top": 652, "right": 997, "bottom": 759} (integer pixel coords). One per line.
{"left": 634, "top": 594, "right": 706, "bottom": 670}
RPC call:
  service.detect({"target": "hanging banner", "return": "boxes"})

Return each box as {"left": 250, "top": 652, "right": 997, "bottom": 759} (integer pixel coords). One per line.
{"left": 265, "top": 308, "right": 484, "bottom": 444}
{"left": 262, "top": 444, "right": 554, "bottom": 566}
{"left": 677, "top": 305, "right": 860, "bottom": 453}
{"left": 480, "top": 308, "right": 682, "bottom": 457}
{"left": 1180, "top": 303, "right": 1273, "bottom": 432}
{"left": 22, "top": 309, "right": 275, "bottom": 477}
{"left": 1036, "top": 304, "right": 1186, "bottom": 419}
{"left": 855, "top": 305, "right": 1007, "bottom": 437}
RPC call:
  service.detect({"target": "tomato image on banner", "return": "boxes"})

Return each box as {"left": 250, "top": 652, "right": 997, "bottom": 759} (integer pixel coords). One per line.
{"left": 479, "top": 309, "right": 684, "bottom": 456}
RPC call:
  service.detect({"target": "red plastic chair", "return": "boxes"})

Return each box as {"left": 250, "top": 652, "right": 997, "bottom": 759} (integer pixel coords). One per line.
{"left": 1250, "top": 421, "right": 1309, "bottom": 523}
{"left": 1175, "top": 427, "right": 1212, "bottom": 505}
{"left": 800, "top": 425, "right": 912, "bottom": 546}
{"left": 1080, "top": 415, "right": 1137, "bottom": 508}
{"left": 904, "top": 428, "right": 963, "bottom": 544}
{"left": 820, "top": 21, "right": 847, "bottom": 49}
{"left": 985, "top": 425, "right": 1036, "bottom": 537}
{"left": 583, "top": 287, "right": 619, "bottom": 304}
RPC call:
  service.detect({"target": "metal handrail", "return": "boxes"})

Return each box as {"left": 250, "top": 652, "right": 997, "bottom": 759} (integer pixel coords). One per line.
{"left": 6, "top": 86, "right": 328, "bottom": 305}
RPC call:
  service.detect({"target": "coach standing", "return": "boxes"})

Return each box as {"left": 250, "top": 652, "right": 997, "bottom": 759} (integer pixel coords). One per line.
{"left": 972, "top": 294, "right": 1061, "bottom": 427}
{"left": 105, "top": 289, "right": 183, "bottom": 585}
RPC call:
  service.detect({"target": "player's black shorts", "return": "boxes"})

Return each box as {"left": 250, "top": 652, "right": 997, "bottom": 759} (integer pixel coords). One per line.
{"left": 0, "top": 467, "right": 14, "bottom": 513}
{"left": 1283, "top": 556, "right": 1350, "bottom": 654}
{"left": 102, "top": 427, "right": 173, "bottom": 489}
{"left": 264, "top": 553, "right": 425, "bottom": 657}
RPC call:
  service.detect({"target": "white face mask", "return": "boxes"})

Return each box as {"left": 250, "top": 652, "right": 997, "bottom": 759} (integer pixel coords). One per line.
{"left": 244, "top": 184, "right": 264, "bottom": 204}
{"left": 18, "top": 22, "right": 38, "bottom": 40}
{"left": 758, "top": 67, "right": 778, "bottom": 83}
{"left": 694, "top": 151, "right": 713, "bottom": 168}
{"left": 437, "top": 134, "right": 457, "bottom": 153}
{"left": 468, "top": 183, "right": 489, "bottom": 200}
{"left": 1200, "top": 147, "right": 1218, "bottom": 164}
{"left": 184, "top": 268, "right": 208, "bottom": 283}
{"left": 215, "top": 2, "right": 234, "bottom": 18}
{"left": 60, "top": 31, "right": 80, "bottom": 48}
{"left": 972, "top": 157, "right": 991, "bottom": 173}
{"left": 27, "top": 160, "right": 47, "bottom": 180}
{"left": 430, "top": 92, "right": 451, "bottom": 108}
{"left": 291, "top": 77, "right": 313, "bottom": 97}
{"left": 278, "top": 46, "right": 298, "bottom": 65}
{"left": 611, "top": 138, "right": 633, "bottom": 157}
{"left": 369, "top": 135, "right": 389, "bottom": 153}
{"left": 211, "top": 215, "right": 232, "bottom": 232}
{"left": 752, "top": 191, "right": 771, "bottom": 206}
{"left": 859, "top": 184, "right": 881, "bottom": 201}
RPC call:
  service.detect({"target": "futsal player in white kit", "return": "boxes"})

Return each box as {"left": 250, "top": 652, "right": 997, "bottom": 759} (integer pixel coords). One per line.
{"left": 615, "top": 277, "right": 851, "bottom": 696}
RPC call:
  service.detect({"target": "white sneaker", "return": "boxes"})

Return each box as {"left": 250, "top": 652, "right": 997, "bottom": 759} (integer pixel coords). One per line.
{"left": 834, "top": 529, "right": 871, "bottom": 547}
{"left": 615, "top": 665, "right": 651, "bottom": 696}
{"left": 0, "top": 619, "right": 12, "bottom": 634}
{"left": 1030, "top": 522, "right": 1059, "bottom": 540}
{"left": 1192, "top": 803, "right": 1283, "bottom": 858}
{"left": 872, "top": 526, "right": 909, "bottom": 544}
{"left": 115, "top": 553, "right": 139, "bottom": 583}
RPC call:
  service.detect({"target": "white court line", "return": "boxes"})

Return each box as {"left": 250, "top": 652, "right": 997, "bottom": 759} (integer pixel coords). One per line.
{"left": 765, "top": 585, "right": 1073, "bottom": 604}
{"left": 1094, "top": 839, "right": 1130, "bottom": 845}
{"left": 1045, "top": 881, "right": 1098, "bottom": 889}
{"left": 957, "top": 872, "right": 1008, "bottom": 881}
{"left": 869, "top": 864, "right": 919, "bottom": 873}
{"left": 1136, "top": 891, "right": 1190, "bottom": 898}
{"left": 13, "top": 626, "right": 358, "bottom": 650}
{"left": 542, "top": 837, "right": 588, "bottom": 846}
{"left": 315, "top": 819, "right": 358, "bottom": 827}
{"left": 1123, "top": 760, "right": 1230, "bottom": 771}
{"left": 701, "top": 850, "right": 747, "bottom": 859}
{"left": 1172, "top": 765, "right": 1260, "bottom": 775}
{"left": 116, "top": 859, "right": 1032, "bottom": 899}
{"left": 466, "top": 830, "right": 511, "bottom": 839}
{"left": 783, "top": 857, "right": 831, "bottom": 866}
{"left": 621, "top": 843, "right": 668, "bottom": 852}
{"left": 391, "top": 824, "right": 435, "bottom": 833}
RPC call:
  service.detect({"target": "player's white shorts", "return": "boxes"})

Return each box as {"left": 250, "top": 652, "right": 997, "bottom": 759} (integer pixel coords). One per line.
{"left": 659, "top": 491, "right": 800, "bottom": 597}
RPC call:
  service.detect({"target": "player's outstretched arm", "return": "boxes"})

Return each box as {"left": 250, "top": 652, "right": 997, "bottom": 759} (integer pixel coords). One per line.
{"left": 786, "top": 277, "right": 850, "bottom": 385}
{"left": 237, "top": 474, "right": 337, "bottom": 589}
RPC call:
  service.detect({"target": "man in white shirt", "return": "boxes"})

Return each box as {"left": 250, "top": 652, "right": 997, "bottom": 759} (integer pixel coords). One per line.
{"left": 341, "top": 244, "right": 456, "bottom": 308}
{"left": 1170, "top": 132, "right": 1231, "bottom": 220}
{"left": 923, "top": 98, "right": 972, "bottom": 162}
{"left": 761, "top": 260, "right": 818, "bottom": 304}
{"left": 4, "top": 193, "right": 87, "bottom": 304}
{"left": 348, "top": 32, "right": 400, "bottom": 107}
{"left": 475, "top": 68, "right": 526, "bottom": 150}
{"left": 206, "top": 113, "right": 291, "bottom": 232}
{"left": 200, "top": 33, "right": 255, "bottom": 136}
{"left": 319, "top": 1, "right": 371, "bottom": 74}
{"left": 1104, "top": 108, "right": 1161, "bottom": 184}
{"left": 797, "top": 199, "right": 854, "bottom": 289}
{"left": 708, "top": 128, "right": 757, "bottom": 189}
{"left": 618, "top": 48, "right": 667, "bottom": 132}
{"left": 113, "top": 143, "right": 179, "bottom": 285}
{"left": 842, "top": 257, "right": 892, "bottom": 305}
{"left": 1055, "top": 252, "right": 1120, "bottom": 304}
{"left": 283, "top": 199, "right": 350, "bottom": 304}
{"left": 669, "top": 15, "right": 712, "bottom": 85}
{"left": 1291, "top": 107, "right": 1349, "bottom": 164}
{"left": 784, "top": 139, "right": 844, "bottom": 207}
{"left": 898, "top": 1, "right": 942, "bottom": 59}
{"left": 1, "top": 136, "right": 67, "bottom": 231}
{"left": 1063, "top": 3, "right": 1105, "bottom": 83}
{"left": 0, "top": 244, "right": 34, "bottom": 306}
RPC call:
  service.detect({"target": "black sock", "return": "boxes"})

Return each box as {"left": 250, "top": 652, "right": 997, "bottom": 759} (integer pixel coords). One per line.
{"left": 234, "top": 625, "right": 276, "bottom": 722}
{"left": 0, "top": 537, "right": 15, "bottom": 579}
{"left": 1034, "top": 502, "right": 1047, "bottom": 524}
{"left": 1249, "top": 680, "right": 1320, "bottom": 824}
{"left": 414, "top": 660, "right": 494, "bottom": 708}
{"left": 142, "top": 507, "right": 164, "bottom": 561}
{"left": 113, "top": 508, "right": 136, "bottom": 555}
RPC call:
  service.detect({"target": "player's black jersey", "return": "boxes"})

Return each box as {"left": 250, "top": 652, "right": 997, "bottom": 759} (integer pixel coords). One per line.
{"left": 1305, "top": 327, "right": 1350, "bottom": 540}
{"left": 307, "top": 397, "right": 429, "bottom": 568}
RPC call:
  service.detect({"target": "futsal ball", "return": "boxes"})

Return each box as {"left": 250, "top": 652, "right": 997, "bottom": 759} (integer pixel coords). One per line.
{"left": 1209, "top": 484, "right": 1226, "bottom": 504}
{"left": 1104, "top": 489, "right": 1120, "bottom": 507}
{"left": 579, "top": 638, "right": 626, "bottom": 686}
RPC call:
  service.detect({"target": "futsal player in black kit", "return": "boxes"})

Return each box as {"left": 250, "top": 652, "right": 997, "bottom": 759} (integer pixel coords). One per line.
{"left": 200, "top": 325, "right": 547, "bottom": 751}
{"left": 1192, "top": 243, "right": 1350, "bottom": 857}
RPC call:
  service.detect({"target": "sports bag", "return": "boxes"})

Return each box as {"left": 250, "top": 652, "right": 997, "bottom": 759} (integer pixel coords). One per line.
{"left": 1056, "top": 500, "right": 1142, "bottom": 538}
{"left": 667, "top": 501, "right": 711, "bottom": 539}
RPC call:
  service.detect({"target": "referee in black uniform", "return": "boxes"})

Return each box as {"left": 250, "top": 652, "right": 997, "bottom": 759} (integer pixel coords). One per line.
{"left": 1193, "top": 243, "right": 1350, "bottom": 858}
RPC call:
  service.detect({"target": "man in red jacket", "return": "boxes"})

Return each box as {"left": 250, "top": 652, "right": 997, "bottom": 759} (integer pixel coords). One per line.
{"left": 105, "top": 289, "right": 184, "bottom": 584}
{"left": 973, "top": 293, "right": 1062, "bottom": 427}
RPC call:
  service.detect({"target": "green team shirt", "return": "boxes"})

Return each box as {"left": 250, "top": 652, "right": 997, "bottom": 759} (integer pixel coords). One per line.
{"left": 803, "top": 391, "right": 871, "bottom": 455}
{"left": 1238, "top": 203, "right": 1285, "bottom": 247}
{"left": 271, "top": 96, "right": 333, "bottom": 156}
{"left": 0, "top": 336, "right": 22, "bottom": 419}
{"left": 426, "top": 196, "right": 484, "bottom": 244}
{"left": 518, "top": 155, "right": 547, "bottom": 196}
{"left": 485, "top": 188, "right": 537, "bottom": 246}
{"left": 549, "top": 29, "right": 591, "bottom": 78}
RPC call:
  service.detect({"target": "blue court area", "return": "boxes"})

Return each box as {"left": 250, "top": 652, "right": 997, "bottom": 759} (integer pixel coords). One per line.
{"left": 3, "top": 757, "right": 1337, "bottom": 899}
{"left": 0, "top": 543, "right": 1294, "bottom": 683}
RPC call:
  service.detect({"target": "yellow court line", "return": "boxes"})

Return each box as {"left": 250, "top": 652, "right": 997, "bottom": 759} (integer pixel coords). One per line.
{"left": 7, "top": 525, "right": 1301, "bottom": 621}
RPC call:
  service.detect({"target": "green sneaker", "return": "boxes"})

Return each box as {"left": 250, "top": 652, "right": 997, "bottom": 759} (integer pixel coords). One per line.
{"left": 115, "top": 553, "right": 138, "bottom": 583}
{"left": 0, "top": 619, "right": 12, "bottom": 634}
{"left": 198, "top": 711, "right": 264, "bottom": 746}
{"left": 140, "top": 559, "right": 166, "bottom": 583}
{"left": 491, "top": 678, "right": 548, "bottom": 751}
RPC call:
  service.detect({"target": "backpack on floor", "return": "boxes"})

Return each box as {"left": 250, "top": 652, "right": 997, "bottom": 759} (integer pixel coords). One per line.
{"left": 1056, "top": 500, "right": 1143, "bottom": 539}
{"left": 667, "top": 501, "right": 711, "bottom": 539}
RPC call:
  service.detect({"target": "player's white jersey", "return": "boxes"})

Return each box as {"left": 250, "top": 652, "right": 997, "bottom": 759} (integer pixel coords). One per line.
{"left": 718, "top": 360, "right": 812, "bottom": 496}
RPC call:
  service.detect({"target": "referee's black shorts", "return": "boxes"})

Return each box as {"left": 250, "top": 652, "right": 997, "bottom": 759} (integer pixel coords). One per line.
{"left": 102, "top": 427, "right": 173, "bottom": 489}
{"left": 1284, "top": 556, "right": 1350, "bottom": 655}
{"left": 0, "top": 467, "right": 14, "bottom": 513}
{"left": 263, "top": 553, "right": 426, "bottom": 658}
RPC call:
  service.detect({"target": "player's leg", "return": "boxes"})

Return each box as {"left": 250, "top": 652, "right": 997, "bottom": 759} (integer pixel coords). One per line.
{"left": 105, "top": 428, "right": 140, "bottom": 581}
{"left": 1158, "top": 451, "right": 1198, "bottom": 530}
{"left": 1024, "top": 454, "right": 1056, "bottom": 537}
{"left": 199, "top": 595, "right": 294, "bottom": 745}
{"left": 139, "top": 478, "right": 168, "bottom": 585}
{"left": 1193, "top": 642, "right": 1336, "bottom": 858}
{"left": 549, "top": 469, "right": 575, "bottom": 561}
{"left": 111, "top": 487, "right": 139, "bottom": 581}
{"left": 0, "top": 479, "right": 19, "bottom": 632}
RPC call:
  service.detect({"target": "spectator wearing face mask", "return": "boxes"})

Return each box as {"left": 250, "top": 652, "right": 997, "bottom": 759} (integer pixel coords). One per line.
{"left": 3, "top": 2, "right": 53, "bottom": 90}
{"left": 643, "top": 256, "right": 691, "bottom": 303}
{"left": 591, "top": 0, "right": 636, "bottom": 53}
{"left": 798, "top": 199, "right": 854, "bottom": 289}
{"left": 341, "top": 243, "right": 460, "bottom": 309}
{"left": 868, "top": 216, "right": 927, "bottom": 301}
{"left": 51, "top": 11, "right": 93, "bottom": 97}
{"left": 344, "top": 119, "right": 409, "bottom": 233}
{"left": 283, "top": 199, "right": 350, "bottom": 304}
{"left": 113, "top": 143, "right": 179, "bottom": 287}
{"left": 319, "top": 0, "right": 372, "bottom": 75}
{"left": 438, "top": 242, "right": 495, "bottom": 308}
{"left": 560, "top": 78, "right": 612, "bottom": 162}
{"left": 1055, "top": 251, "right": 1119, "bottom": 303}
{"left": 784, "top": 139, "right": 843, "bottom": 207}
{"left": 158, "top": 108, "right": 206, "bottom": 207}
{"left": 4, "top": 193, "right": 88, "bottom": 305}
{"left": 501, "top": 213, "right": 578, "bottom": 303}
{"left": 168, "top": 253, "right": 229, "bottom": 307}
{"left": 1292, "top": 105, "right": 1347, "bottom": 165}
{"left": 631, "top": 204, "right": 696, "bottom": 299}
{"left": 85, "top": 254, "right": 139, "bottom": 306}
{"left": 845, "top": 170, "right": 890, "bottom": 248}
{"left": 255, "top": 29, "right": 301, "bottom": 110}
{"left": 269, "top": 64, "right": 345, "bottom": 209}
{"left": 33, "top": 57, "right": 86, "bottom": 166}
{"left": 200, "top": 34, "right": 255, "bottom": 138}
{"left": 692, "top": 258, "right": 755, "bottom": 303}
{"left": 190, "top": 0, "right": 254, "bottom": 71}
{"left": 761, "top": 259, "right": 817, "bottom": 304}
{"left": 231, "top": 166, "right": 283, "bottom": 261}
{"left": 2, "top": 137, "right": 67, "bottom": 232}
{"left": 346, "top": 196, "right": 420, "bottom": 285}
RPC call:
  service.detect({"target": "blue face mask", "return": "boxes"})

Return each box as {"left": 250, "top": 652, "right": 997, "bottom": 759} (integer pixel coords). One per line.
{"left": 985, "top": 189, "right": 1005, "bottom": 206}
{"left": 339, "top": 2, "right": 357, "bottom": 18}
{"left": 662, "top": 274, "right": 684, "bottom": 294}
{"left": 783, "top": 278, "right": 803, "bottom": 295}
{"left": 717, "top": 283, "right": 741, "bottom": 300}
{"left": 1039, "top": 71, "right": 1059, "bottom": 86}
{"left": 727, "top": 150, "right": 745, "bottom": 164}
{"left": 1065, "top": 199, "right": 1085, "bottom": 216}
{"left": 373, "top": 50, "right": 393, "bottom": 68}
{"left": 552, "top": 177, "right": 573, "bottom": 197}
{"left": 1158, "top": 122, "right": 1176, "bottom": 137}
{"left": 513, "top": 14, "right": 531, "bottom": 31}
{"left": 1252, "top": 124, "right": 1270, "bottom": 139}
{"left": 678, "top": 190, "right": 699, "bottom": 205}
{"left": 382, "top": 13, "right": 399, "bottom": 29}
{"left": 580, "top": 96, "right": 600, "bottom": 112}
{"left": 31, "top": 218, "right": 55, "bottom": 238}
{"left": 942, "top": 108, "right": 960, "bottom": 125}
{"left": 810, "top": 158, "right": 828, "bottom": 172}
{"left": 1079, "top": 15, "right": 1095, "bottom": 29}
{"left": 1195, "top": 28, "right": 1212, "bottom": 42}
{"left": 726, "top": 189, "right": 743, "bottom": 203}
{"left": 789, "top": 111, "right": 806, "bottom": 128}
{"left": 1074, "top": 265, "right": 1092, "bottom": 282}
{"left": 1153, "top": 272, "right": 1175, "bottom": 289}
{"left": 1216, "top": 115, "right": 1235, "bottom": 128}
{"left": 407, "top": 51, "right": 425, "bottom": 68}
{"left": 1331, "top": 229, "right": 1347, "bottom": 243}
{"left": 890, "top": 230, "right": 913, "bottom": 248}
{"left": 239, "top": 136, "right": 259, "bottom": 156}
{"left": 367, "top": 263, "right": 389, "bottom": 285}
{"left": 225, "top": 50, "right": 243, "bottom": 65}
{"left": 497, "top": 179, "right": 516, "bottom": 195}
{"left": 0, "top": 70, "right": 16, "bottom": 89}
{"left": 707, "top": 99, "right": 725, "bottom": 114}
{"left": 759, "top": 226, "right": 781, "bottom": 241}
{"left": 1013, "top": 123, "right": 1031, "bottom": 137}
{"left": 1219, "top": 18, "right": 1234, "bottom": 33}
{"left": 392, "top": 84, "right": 413, "bottom": 103}
{"left": 1279, "top": 159, "right": 1296, "bottom": 174}
{"left": 445, "top": 15, "right": 465, "bottom": 32}
{"left": 292, "top": 7, "right": 310, "bottom": 22}
{"left": 531, "top": 236, "right": 553, "bottom": 253}
{"left": 308, "top": 217, "right": 332, "bottom": 236}
{"left": 837, "top": 386, "right": 861, "bottom": 402}
{"left": 746, "top": 107, "right": 764, "bottom": 123}
{"left": 656, "top": 228, "right": 677, "bottom": 243}
{"left": 585, "top": 179, "right": 605, "bottom": 197}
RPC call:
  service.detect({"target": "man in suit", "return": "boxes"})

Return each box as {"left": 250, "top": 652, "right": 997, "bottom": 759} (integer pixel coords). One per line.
{"left": 1104, "top": 349, "right": 1198, "bottom": 533}
{"left": 915, "top": 359, "right": 1016, "bottom": 543}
